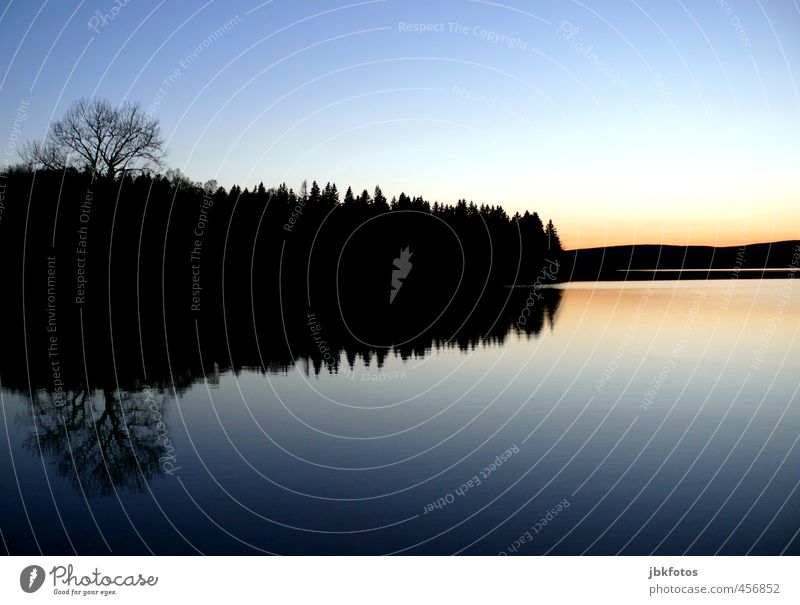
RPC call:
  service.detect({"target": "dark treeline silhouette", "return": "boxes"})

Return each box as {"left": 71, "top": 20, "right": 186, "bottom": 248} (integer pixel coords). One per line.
{"left": 563, "top": 241, "right": 800, "bottom": 281}
{"left": 0, "top": 166, "right": 563, "bottom": 396}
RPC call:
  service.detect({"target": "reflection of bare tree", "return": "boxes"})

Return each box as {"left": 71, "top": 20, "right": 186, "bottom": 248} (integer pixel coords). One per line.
{"left": 24, "top": 387, "right": 169, "bottom": 496}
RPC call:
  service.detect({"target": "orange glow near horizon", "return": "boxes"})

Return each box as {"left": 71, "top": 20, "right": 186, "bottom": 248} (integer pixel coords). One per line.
{"left": 509, "top": 162, "right": 800, "bottom": 250}
{"left": 558, "top": 217, "right": 800, "bottom": 251}
{"left": 555, "top": 203, "right": 800, "bottom": 250}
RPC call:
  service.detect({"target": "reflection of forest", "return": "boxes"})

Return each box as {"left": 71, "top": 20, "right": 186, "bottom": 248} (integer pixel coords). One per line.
{"left": 2, "top": 284, "right": 563, "bottom": 390}
{"left": 23, "top": 387, "right": 172, "bottom": 497}
{"left": 303, "top": 288, "right": 563, "bottom": 376}
{"left": 9, "top": 288, "right": 561, "bottom": 496}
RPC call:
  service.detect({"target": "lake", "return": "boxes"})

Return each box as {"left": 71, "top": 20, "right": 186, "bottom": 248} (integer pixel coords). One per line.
{"left": 2, "top": 279, "right": 798, "bottom": 555}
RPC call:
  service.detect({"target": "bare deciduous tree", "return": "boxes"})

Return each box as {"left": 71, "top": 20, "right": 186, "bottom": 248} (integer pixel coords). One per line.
{"left": 21, "top": 97, "right": 166, "bottom": 180}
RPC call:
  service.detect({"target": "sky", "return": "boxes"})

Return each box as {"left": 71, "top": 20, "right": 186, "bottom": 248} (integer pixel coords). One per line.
{"left": 1, "top": 0, "right": 798, "bottom": 249}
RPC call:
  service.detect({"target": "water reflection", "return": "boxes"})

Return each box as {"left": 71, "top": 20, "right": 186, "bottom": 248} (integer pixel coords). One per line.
{"left": 7, "top": 287, "right": 562, "bottom": 495}
{"left": 3, "top": 281, "right": 798, "bottom": 555}
{"left": 23, "top": 387, "right": 172, "bottom": 496}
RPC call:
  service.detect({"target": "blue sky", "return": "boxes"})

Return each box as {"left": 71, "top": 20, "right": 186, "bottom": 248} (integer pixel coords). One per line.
{"left": 1, "top": 0, "right": 799, "bottom": 247}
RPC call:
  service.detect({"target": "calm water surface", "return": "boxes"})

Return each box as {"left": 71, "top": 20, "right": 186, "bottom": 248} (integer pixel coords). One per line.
{"left": 2, "top": 280, "right": 798, "bottom": 554}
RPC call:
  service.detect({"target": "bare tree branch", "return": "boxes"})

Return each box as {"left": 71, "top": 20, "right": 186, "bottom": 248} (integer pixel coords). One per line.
{"left": 19, "top": 139, "right": 68, "bottom": 171}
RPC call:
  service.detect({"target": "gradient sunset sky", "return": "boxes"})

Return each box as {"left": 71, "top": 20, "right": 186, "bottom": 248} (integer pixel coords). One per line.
{"left": 1, "top": 0, "right": 798, "bottom": 248}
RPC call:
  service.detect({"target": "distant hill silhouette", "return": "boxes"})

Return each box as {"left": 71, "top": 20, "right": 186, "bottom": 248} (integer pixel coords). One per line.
{"left": 562, "top": 241, "right": 800, "bottom": 281}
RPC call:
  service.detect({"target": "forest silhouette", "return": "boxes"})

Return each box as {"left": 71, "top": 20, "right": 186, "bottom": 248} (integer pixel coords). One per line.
{"left": 0, "top": 166, "right": 564, "bottom": 396}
